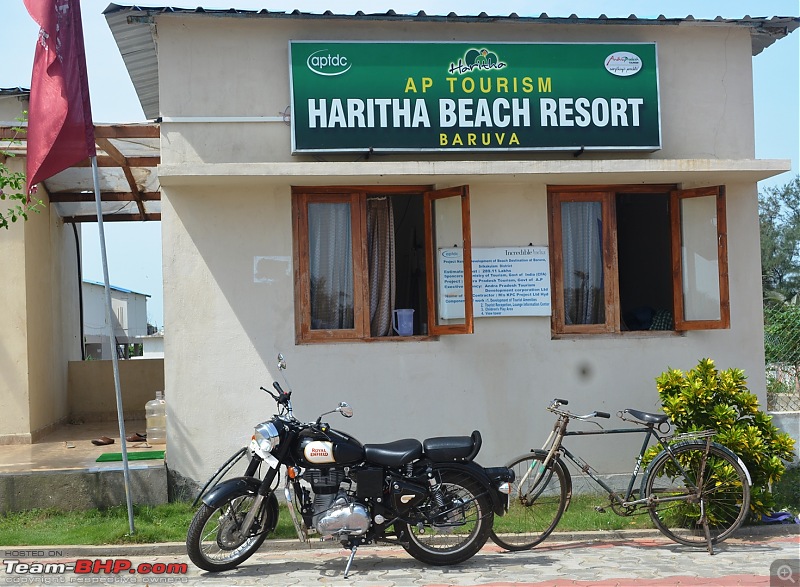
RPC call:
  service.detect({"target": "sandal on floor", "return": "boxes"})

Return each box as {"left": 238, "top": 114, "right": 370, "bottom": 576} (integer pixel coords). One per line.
{"left": 126, "top": 432, "right": 147, "bottom": 442}
{"left": 92, "top": 436, "right": 115, "bottom": 446}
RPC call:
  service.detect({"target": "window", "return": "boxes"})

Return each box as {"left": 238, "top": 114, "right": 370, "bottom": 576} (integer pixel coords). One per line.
{"left": 548, "top": 185, "right": 728, "bottom": 335}
{"left": 292, "top": 186, "right": 473, "bottom": 343}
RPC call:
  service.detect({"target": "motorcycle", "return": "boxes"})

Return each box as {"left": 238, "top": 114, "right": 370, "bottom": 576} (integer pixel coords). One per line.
{"left": 187, "top": 354, "right": 514, "bottom": 577}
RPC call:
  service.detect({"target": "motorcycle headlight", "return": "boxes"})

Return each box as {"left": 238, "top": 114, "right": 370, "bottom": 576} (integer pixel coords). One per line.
{"left": 253, "top": 420, "right": 281, "bottom": 454}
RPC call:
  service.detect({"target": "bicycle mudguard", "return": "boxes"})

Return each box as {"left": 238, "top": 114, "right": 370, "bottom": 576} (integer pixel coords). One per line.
{"left": 639, "top": 440, "right": 753, "bottom": 498}
{"left": 432, "top": 461, "right": 509, "bottom": 516}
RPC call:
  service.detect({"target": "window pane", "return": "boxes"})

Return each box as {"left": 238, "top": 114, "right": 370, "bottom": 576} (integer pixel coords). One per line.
{"left": 433, "top": 195, "right": 466, "bottom": 325}
{"left": 680, "top": 196, "right": 721, "bottom": 321}
{"left": 561, "top": 201, "right": 605, "bottom": 325}
{"left": 308, "top": 202, "right": 354, "bottom": 330}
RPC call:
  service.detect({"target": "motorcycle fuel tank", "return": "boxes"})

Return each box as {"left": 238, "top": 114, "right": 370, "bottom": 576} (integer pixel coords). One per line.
{"left": 295, "top": 428, "right": 365, "bottom": 467}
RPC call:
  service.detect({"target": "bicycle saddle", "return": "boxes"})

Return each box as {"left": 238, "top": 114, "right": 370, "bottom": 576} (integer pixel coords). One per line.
{"left": 624, "top": 409, "right": 668, "bottom": 424}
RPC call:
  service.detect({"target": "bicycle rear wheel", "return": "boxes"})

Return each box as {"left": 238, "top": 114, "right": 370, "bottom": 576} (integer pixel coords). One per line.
{"left": 643, "top": 442, "right": 750, "bottom": 547}
{"left": 490, "top": 451, "right": 570, "bottom": 551}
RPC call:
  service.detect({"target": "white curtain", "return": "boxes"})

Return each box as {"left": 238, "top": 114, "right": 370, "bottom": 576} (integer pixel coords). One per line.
{"left": 367, "top": 197, "right": 396, "bottom": 336}
{"left": 308, "top": 202, "right": 354, "bottom": 329}
{"left": 561, "top": 201, "right": 605, "bottom": 325}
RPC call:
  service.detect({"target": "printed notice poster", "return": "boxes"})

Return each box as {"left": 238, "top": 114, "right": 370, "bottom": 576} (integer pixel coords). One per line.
{"left": 438, "top": 246, "right": 551, "bottom": 319}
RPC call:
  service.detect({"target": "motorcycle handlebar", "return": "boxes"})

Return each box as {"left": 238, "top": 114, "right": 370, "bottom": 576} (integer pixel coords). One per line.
{"left": 260, "top": 382, "right": 292, "bottom": 404}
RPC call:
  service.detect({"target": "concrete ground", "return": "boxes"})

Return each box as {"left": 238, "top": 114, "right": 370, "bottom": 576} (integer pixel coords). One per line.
{"left": 0, "top": 420, "right": 168, "bottom": 511}
{"left": 2, "top": 530, "right": 798, "bottom": 586}
{"left": 0, "top": 420, "right": 162, "bottom": 473}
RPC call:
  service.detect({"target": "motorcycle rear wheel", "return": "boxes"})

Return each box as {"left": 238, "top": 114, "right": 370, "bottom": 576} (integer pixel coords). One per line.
{"left": 398, "top": 468, "right": 493, "bottom": 565}
{"left": 186, "top": 493, "right": 270, "bottom": 572}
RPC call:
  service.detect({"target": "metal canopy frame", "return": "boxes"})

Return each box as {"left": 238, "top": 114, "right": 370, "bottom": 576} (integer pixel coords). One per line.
{"left": 0, "top": 121, "right": 160, "bottom": 223}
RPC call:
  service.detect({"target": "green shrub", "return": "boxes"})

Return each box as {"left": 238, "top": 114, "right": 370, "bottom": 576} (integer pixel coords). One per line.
{"left": 654, "top": 358, "right": 796, "bottom": 516}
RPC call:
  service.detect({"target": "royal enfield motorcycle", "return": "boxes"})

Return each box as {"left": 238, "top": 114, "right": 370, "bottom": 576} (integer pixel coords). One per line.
{"left": 187, "top": 354, "right": 514, "bottom": 577}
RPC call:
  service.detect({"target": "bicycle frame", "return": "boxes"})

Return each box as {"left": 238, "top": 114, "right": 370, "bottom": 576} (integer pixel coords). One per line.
{"left": 499, "top": 401, "right": 750, "bottom": 556}
{"left": 530, "top": 413, "right": 707, "bottom": 510}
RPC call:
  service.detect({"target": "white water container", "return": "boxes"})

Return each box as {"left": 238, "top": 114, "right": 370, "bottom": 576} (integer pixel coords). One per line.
{"left": 146, "top": 391, "right": 167, "bottom": 445}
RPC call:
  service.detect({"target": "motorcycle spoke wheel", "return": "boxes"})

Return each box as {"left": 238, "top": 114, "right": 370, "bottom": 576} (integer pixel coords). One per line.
{"left": 186, "top": 494, "right": 269, "bottom": 572}
{"left": 400, "top": 469, "right": 492, "bottom": 565}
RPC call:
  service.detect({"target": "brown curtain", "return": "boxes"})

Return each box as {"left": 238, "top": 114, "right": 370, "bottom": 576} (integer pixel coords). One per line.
{"left": 367, "top": 198, "right": 395, "bottom": 336}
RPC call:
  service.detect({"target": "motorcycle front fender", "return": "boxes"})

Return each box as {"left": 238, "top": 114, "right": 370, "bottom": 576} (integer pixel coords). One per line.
{"left": 432, "top": 461, "right": 509, "bottom": 517}
{"left": 202, "top": 476, "right": 262, "bottom": 507}
{"left": 201, "top": 476, "right": 280, "bottom": 536}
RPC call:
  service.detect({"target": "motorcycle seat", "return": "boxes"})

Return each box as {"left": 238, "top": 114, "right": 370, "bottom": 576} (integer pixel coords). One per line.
{"left": 364, "top": 438, "right": 423, "bottom": 467}
{"left": 423, "top": 430, "right": 482, "bottom": 462}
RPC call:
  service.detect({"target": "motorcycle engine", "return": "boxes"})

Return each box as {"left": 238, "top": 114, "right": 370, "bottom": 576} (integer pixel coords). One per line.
{"left": 306, "top": 468, "right": 370, "bottom": 537}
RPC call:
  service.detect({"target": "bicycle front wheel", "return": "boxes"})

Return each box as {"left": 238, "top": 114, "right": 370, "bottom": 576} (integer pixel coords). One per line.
{"left": 643, "top": 442, "right": 750, "bottom": 547}
{"left": 490, "top": 451, "right": 570, "bottom": 551}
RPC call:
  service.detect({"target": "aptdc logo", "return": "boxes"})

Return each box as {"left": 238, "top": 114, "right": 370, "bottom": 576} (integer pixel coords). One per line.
{"left": 307, "top": 49, "right": 352, "bottom": 76}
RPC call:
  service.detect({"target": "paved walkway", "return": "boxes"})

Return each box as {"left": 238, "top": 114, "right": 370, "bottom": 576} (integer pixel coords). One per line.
{"left": 3, "top": 530, "right": 798, "bottom": 586}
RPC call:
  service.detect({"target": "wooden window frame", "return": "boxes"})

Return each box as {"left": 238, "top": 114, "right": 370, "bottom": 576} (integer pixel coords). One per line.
{"left": 671, "top": 186, "right": 730, "bottom": 330}
{"left": 548, "top": 184, "right": 729, "bottom": 335}
{"left": 292, "top": 185, "right": 473, "bottom": 343}
{"left": 424, "top": 186, "right": 474, "bottom": 336}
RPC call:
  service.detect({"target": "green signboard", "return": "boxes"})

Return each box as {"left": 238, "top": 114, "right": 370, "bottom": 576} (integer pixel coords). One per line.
{"left": 289, "top": 42, "right": 661, "bottom": 153}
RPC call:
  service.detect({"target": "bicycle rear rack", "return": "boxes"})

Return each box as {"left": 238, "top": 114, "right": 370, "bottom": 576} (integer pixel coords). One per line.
{"left": 669, "top": 429, "right": 716, "bottom": 442}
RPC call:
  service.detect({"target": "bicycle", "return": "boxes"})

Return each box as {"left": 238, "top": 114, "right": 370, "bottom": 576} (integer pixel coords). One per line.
{"left": 489, "top": 398, "right": 752, "bottom": 554}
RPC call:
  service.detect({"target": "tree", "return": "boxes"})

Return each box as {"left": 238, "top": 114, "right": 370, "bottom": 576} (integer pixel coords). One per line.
{"left": 760, "top": 176, "right": 800, "bottom": 302}
{"left": 0, "top": 115, "right": 43, "bottom": 230}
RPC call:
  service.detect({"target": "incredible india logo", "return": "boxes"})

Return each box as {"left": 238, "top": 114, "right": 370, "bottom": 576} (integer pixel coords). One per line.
{"left": 448, "top": 48, "right": 508, "bottom": 74}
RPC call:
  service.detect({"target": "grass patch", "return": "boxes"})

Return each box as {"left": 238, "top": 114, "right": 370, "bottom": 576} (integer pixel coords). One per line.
{"left": 492, "top": 494, "right": 657, "bottom": 535}
{"left": 0, "top": 502, "right": 298, "bottom": 546}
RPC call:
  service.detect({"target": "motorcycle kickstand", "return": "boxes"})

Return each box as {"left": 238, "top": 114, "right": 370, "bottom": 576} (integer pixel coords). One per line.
{"left": 343, "top": 544, "right": 358, "bottom": 579}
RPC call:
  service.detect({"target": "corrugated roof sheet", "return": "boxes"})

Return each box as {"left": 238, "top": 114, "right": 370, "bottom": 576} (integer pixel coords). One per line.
{"left": 103, "top": 4, "right": 799, "bottom": 121}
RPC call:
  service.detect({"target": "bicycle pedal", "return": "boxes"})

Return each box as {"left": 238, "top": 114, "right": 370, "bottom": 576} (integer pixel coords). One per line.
{"left": 594, "top": 506, "right": 607, "bottom": 513}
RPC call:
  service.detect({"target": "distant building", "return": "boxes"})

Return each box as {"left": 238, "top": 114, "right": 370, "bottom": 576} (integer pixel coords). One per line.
{"left": 133, "top": 331, "right": 165, "bottom": 359}
{"left": 82, "top": 280, "right": 149, "bottom": 359}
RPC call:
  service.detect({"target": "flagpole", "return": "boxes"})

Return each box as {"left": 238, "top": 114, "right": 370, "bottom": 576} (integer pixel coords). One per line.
{"left": 91, "top": 155, "right": 135, "bottom": 534}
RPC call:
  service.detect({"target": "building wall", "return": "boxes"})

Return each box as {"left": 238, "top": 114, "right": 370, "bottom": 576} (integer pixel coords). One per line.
{"left": 151, "top": 15, "right": 773, "bottom": 483}
{"left": 67, "top": 359, "right": 165, "bottom": 422}
{"left": 156, "top": 18, "right": 756, "bottom": 166}
{"left": 0, "top": 94, "right": 82, "bottom": 444}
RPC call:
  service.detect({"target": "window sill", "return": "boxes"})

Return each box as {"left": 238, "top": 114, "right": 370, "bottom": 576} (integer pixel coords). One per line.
{"left": 297, "top": 335, "right": 440, "bottom": 345}
{"left": 551, "top": 330, "right": 685, "bottom": 340}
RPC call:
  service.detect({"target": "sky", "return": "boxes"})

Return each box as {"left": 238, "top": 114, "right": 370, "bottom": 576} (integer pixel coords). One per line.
{"left": 2, "top": 0, "right": 799, "bottom": 329}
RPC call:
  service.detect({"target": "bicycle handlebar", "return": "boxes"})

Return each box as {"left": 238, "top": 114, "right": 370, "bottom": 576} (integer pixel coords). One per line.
{"left": 548, "top": 399, "right": 611, "bottom": 421}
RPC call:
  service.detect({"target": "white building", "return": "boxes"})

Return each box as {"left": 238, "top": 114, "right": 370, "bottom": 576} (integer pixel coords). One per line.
{"left": 82, "top": 280, "right": 150, "bottom": 360}
{"left": 102, "top": 6, "right": 798, "bottom": 485}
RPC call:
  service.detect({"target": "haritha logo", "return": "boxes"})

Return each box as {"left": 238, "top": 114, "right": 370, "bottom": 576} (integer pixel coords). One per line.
{"left": 307, "top": 49, "right": 352, "bottom": 76}
{"left": 605, "top": 51, "right": 643, "bottom": 76}
{"left": 449, "top": 48, "right": 507, "bottom": 74}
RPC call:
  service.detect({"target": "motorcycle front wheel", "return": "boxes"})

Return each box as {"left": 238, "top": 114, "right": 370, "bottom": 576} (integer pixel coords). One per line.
{"left": 398, "top": 468, "right": 493, "bottom": 565}
{"left": 186, "top": 492, "right": 271, "bottom": 572}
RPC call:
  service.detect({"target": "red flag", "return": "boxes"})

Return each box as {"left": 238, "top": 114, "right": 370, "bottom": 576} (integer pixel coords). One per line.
{"left": 24, "top": 0, "right": 96, "bottom": 196}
